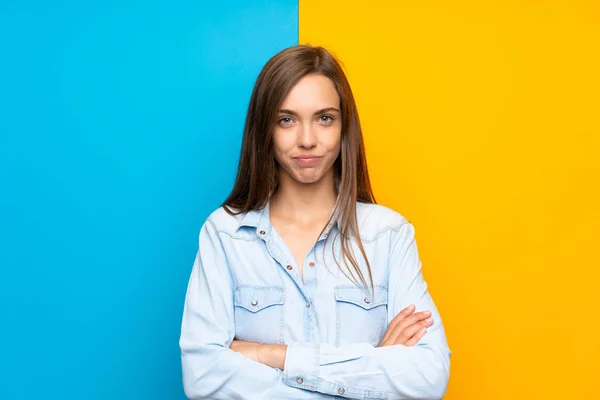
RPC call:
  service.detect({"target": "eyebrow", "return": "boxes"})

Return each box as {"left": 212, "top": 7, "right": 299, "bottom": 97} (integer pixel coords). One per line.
{"left": 278, "top": 107, "right": 340, "bottom": 117}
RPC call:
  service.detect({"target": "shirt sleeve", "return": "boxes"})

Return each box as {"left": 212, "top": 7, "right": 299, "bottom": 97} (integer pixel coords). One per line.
{"left": 282, "top": 222, "right": 451, "bottom": 400}
{"left": 180, "top": 218, "right": 336, "bottom": 400}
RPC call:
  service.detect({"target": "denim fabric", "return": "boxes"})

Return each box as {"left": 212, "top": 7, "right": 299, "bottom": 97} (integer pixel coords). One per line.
{"left": 180, "top": 202, "right": 451, "bottom": 399}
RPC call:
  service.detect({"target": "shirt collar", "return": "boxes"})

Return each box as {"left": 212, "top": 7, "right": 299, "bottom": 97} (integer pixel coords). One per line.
{"left": 237, "top": 202, "right": 271, "bottom": 232}
{"left": 237, "top": 200, "right": 342, "bottom": 240}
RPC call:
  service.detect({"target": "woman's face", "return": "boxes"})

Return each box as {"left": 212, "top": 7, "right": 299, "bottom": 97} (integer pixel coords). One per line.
{"left": 272, "top": 74, "right": 342, "bottom": 186}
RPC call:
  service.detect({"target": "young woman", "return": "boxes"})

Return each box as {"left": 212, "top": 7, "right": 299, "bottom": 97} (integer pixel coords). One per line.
{"left": 180, "top": 45, "right": 451, "bottom": 399}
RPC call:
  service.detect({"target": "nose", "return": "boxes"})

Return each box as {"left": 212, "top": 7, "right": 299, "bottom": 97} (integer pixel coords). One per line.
{"left": 298, "top": 121, "right": 317, "bottom": 148}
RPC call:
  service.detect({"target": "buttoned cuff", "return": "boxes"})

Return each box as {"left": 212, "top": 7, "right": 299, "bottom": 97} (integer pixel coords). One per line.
{"left": 282, "top": 342, "right": 320, "bottom": 391}
{"left": 281, "top": 342, "right": 388, "bottom": 399}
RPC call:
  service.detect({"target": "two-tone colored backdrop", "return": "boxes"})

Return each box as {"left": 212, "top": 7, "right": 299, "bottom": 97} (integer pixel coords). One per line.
{"left": 1, "top": 1, "right": 598, "bottom": 399}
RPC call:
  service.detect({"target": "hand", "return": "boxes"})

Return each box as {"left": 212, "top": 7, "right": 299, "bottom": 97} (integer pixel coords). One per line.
{"left": 229, "top": 339, "right": 260, "bottom": 362}
{"left": 230, "top": 339, "right": 287, "bottom": 370}
{"left": 378, "top": 304, "right": 433, "bottom": 347}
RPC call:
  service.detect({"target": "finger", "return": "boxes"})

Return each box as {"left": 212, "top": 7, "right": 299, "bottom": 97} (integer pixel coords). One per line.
{"left": 382, "top": 305, "right": 414, "bottom": 343}
{"left": 389, "top": 304, "right": 416, "bottom": 327}
{"left": 388, "top": 315, "right": 433, "bottom": 345}
{"left": 396, "top": 311, "right": 431, "bottom": 332}
{"left": 382, "top": 308, "right": 429, "bottom": 345}
{"left": 381, "top": 304, "right": 416, "bottom": 343}
{"left": 393, "top": 317, "right": 433, "bottom": 346}
{"left": 404, "top": 327, "right": 428, "bottom": 347}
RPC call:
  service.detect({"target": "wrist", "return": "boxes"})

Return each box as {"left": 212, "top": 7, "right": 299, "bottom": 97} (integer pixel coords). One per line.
{"left": 258, "top": 344, "right": 287, "bottom": 370}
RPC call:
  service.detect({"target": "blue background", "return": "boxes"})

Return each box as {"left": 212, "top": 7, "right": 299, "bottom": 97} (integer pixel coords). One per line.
{"left": 0, "top": 1, "right": 297, "bottom": 398}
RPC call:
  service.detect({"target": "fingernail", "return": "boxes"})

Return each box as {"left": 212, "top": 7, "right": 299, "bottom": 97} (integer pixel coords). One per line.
{"left": 425, "top": 317, "right": 433, "bottom": 324}
{"left": 406, "top": 304, "right": 415, "bottom": 310}
{"left": 423, "top": 311, "right": 431, "bottom": 316}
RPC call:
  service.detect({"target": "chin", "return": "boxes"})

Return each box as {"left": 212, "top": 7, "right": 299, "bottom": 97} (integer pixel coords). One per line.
{"left": 293, "top": 171, "right": 324, "bottom": 184}
{"left": 298, "top": 177, "right": 322, "bottom": 184}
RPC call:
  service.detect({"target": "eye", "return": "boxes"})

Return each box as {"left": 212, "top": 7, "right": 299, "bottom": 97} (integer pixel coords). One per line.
{"left": 319, "top": 115, "right": 335, "bottom": 124}
{"left": 278, "top": 117, "right": 294, "bottom": 125}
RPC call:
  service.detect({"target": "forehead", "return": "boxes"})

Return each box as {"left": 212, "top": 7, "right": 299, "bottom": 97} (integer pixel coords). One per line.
{"left": 280, "top": 74, "right": 340, "bottom": 111}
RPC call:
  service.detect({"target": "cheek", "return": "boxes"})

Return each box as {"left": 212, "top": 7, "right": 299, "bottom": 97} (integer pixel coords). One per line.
{"left": 326, "top": 132, "right": 342, "bottom": 155}
{"left": 272, "top": 133, "right": 292, "bottom": 158}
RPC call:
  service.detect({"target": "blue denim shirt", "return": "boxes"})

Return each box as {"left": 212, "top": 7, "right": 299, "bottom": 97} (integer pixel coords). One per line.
{"left": 180, "top": 202, "right": 451, "bottom": 399}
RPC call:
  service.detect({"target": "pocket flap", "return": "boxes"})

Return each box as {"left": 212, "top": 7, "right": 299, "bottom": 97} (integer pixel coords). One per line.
{"left": 234, "top": 286, "right": 285, "bottom": 312}
{"left": 334, "top": 285, "right": 388, "bottom": 310}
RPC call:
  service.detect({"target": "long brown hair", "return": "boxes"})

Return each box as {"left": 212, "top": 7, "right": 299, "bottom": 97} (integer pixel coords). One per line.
{"left": 223, "top": 45, "right": 376, "bottom": 290}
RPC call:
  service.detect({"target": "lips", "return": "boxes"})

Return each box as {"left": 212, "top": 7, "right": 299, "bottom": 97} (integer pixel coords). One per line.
{"left": 293, "top": 155, "right": 322, "bottom": 166}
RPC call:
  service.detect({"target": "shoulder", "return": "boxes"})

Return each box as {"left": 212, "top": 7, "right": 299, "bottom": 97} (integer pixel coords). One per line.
{"left": 356, "top": 202, "right": 412, "bottom": 242}
{"left": 203, "top": 206, "right": 243, "bottom": 233}
{"left": 201, "top": 206, "right": 258, "bottom": 241}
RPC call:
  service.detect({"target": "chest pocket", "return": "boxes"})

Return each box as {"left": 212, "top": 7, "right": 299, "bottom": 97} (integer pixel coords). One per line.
{"left": 334, "top": 285, "right": 388, "bottom": 347}
{"left": 234, "top": 285, "right": 285, "bottom": 344}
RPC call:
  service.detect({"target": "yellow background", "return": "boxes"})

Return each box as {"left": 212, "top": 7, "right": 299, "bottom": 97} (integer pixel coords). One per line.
{"left": 300, "top": 1, "right": 600, "bottom": 398}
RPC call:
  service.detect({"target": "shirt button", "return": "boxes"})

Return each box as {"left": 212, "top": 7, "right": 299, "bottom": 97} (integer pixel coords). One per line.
{"left": 308, "top": 262, "right": 315, "bottom": 268}
{"left": 338, "top": 387, "right": 345, "bottom": 395}
{"left": 259, "top": 230, "right": 266, "bottom": 235}
{"left": 286, "top": 265, "right": 293, "bottom": 270}
{"left": 364, "top": 298, "right": 371, "bottom": 304}
{"left": 306, "top": 301, "right": 310, "bottom": 307}
{"left": 251, "top": 300, "right": 258, "bottom": 306}
{"left": 296, "top": 377, "right": 303, "bottom": 384}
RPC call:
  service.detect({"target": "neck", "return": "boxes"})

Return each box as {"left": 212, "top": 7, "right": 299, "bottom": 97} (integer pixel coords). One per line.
{"left": 270, "top": 169, "right": 337, "bottom": 224}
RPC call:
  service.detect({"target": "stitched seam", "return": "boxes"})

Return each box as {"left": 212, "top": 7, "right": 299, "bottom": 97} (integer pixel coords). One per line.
{"left": 216, "top": 229, "right": 260, "bottom": 242}
{"left": 335, "top": 301, "right": 340, "bottom": 347}
{"left": 279, "top": 293, "right": 285, "bottom": 344}
{"left": 360, "top": 221, "right": 410, "bottom": 243}
{"left": 235, "top": 285, "right": 284, "bottom": 290}
{"left": 334, "top": 285, "right": 389, "bottom": 308}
